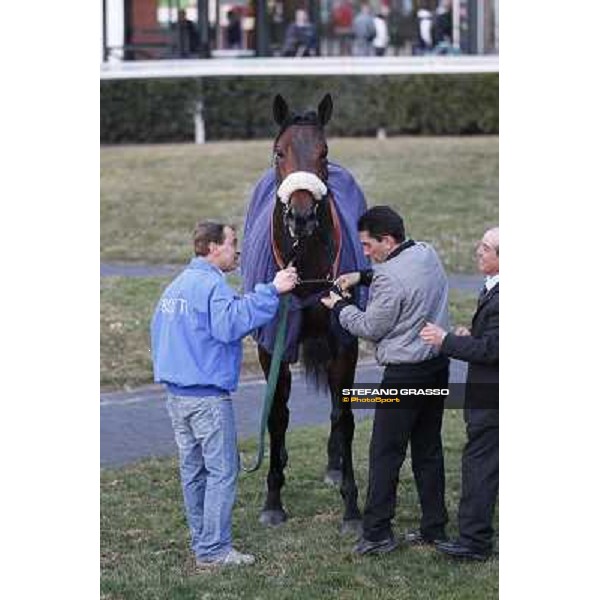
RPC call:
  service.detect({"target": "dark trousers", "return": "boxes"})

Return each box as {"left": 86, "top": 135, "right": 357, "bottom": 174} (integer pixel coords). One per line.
{"left": 362, "top": 357, "right": 449, "bottom": 541}
{"left": 458, "top": 424, "right": 499, "bottom": 552}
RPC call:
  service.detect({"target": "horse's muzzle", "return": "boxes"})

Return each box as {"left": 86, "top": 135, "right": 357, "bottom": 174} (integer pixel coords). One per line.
{"left": 285, "top": 203, "right": 319, "bottom": 239}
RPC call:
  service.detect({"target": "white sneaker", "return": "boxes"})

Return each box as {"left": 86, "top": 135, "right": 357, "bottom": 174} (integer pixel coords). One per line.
{"left": 196, "top": 548, "right": 255, "bottom": 569}
{"left": 221, "top": 549, "right": 255, "bottom": 566}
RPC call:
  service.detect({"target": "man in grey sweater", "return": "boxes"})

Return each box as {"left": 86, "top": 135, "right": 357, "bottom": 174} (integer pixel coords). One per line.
{"left": 321, "top": 206, "right": 450, "bottom": 555}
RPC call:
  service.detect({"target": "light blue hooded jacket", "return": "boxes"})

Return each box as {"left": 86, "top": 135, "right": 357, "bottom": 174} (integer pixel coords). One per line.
{"left": 151, "top": 257, "right": 280, "bottom": 395}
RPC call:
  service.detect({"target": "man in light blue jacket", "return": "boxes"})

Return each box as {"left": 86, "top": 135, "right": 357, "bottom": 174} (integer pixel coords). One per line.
{"left": 151, "top": 221, "right": 297, "bottom": 568}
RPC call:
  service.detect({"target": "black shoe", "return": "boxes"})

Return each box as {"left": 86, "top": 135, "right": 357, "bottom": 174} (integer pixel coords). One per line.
{"left": 435, "top": 540, "right": 491, "bottom": 562}
{"left": 404, "top": 529, "right": 448, "bottom": 547}
{"left": 353, "top": 536, "right": 399, "bottom": 556}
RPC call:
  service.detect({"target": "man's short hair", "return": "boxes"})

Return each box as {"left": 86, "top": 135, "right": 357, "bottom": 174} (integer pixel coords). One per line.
{"left": 358, "top": 206, "right": 406, "bottom": 243}
{"left": 193, "top": 221, "right": 231, "bottom": 256}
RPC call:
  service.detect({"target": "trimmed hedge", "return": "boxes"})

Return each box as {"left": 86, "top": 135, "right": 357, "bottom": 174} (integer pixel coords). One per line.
{"left": 101, "top": 74, "right": 498, "bottom": 143}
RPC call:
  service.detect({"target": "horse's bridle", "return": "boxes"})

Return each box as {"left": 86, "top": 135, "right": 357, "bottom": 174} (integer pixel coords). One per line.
{"left": 276, "top": 184, "right": 343, "bottom": 291}
{"left": 272, "top": 144, "right": 339, "bottom": 287}
{"left": 288, "top": 238, "right": 340, "bottom": 291}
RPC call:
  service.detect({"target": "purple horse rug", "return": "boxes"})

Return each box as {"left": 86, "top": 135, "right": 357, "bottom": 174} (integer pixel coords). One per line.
{"left": 241, "top": 162, "right": 370, "bottom": 362}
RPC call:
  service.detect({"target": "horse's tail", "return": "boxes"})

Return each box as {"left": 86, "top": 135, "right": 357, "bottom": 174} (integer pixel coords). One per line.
{"left": 301, "top": 336, "right": 332, "bottom": 392}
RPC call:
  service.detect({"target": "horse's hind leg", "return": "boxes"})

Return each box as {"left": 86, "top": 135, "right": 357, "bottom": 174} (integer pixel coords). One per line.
{"left": 328, "top": 339, "right": 362, "bottom": 535}
{"left": 258, "top": 346, "right": 291, "bottom": 527}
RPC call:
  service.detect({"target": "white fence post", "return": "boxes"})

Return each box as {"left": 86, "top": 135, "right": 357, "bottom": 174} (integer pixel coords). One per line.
{"left": 194, "top": 101, "right": 205, "bottom": 144}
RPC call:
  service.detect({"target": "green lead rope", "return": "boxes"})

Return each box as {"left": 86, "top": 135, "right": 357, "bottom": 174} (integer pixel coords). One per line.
{"left": 242, "top": 294, "right": 291, "bottom": 473}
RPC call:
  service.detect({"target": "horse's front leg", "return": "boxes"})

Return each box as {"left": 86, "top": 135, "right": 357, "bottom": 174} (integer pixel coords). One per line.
{"left": 328, "top": 340, "right": 362, "bottom": 536}
{"left": 258, "top": 346, "right": 291, "bottom": 527}
{"left": 325, "top": 402, "right": 343, "bottom": 486}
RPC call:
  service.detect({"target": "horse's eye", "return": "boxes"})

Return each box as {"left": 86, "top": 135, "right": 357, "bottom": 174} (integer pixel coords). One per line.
{"left": 275, "top": 149, "right": 284, "bottom": 160}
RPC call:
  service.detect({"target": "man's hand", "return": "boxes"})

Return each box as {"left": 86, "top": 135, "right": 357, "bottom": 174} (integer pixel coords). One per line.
{"left": 420, "top": 322, "right": 448, "bottom": 348}
{"left": 272, "top": 267, "right": 298, "bottom": 294}
{"left": 334, "top": 272, "right": 360, "bottom": 293}
{"left": 321, "top": 291, "right": 343, "bottom": 309}
{"left": 454, "top": 326, "right": 470, "bottom": 336}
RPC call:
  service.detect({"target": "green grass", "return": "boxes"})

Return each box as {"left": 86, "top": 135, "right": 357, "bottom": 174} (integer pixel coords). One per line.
{"left": 101, "top": 277, "right": 162, "bottom": 390}
{"left": 101, "top": 414, "right": 498, "bottom": 599}
{"left": 101, "top": 276, "right": 477, "bottom": 391}
{"left": 101, "top": 137, "right": 498, "bottom": 273}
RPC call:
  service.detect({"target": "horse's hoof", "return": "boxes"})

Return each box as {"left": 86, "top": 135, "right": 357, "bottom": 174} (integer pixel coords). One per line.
{"left": 340, "top": 519, "right": 363, "bottom": 537}
{"left": 259, "top": 509, "right": 287, "bottom": 527}
{"left": 323, "top": 469, "right": 343, "bottom": 487}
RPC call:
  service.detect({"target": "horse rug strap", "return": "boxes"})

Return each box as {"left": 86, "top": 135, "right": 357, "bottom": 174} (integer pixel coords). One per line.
{"left": 241, "top": 294, "right": 291, "bottom": 473}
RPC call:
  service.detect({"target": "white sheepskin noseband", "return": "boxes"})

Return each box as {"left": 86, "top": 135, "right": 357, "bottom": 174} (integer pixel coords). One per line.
{"left": 277, "top": 171, "right": 327, "bottom": 204}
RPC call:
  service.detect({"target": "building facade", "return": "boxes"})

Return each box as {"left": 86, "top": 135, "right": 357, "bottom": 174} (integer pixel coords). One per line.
{"left": 101, "top": 0, "right": 498, "bottom": 61}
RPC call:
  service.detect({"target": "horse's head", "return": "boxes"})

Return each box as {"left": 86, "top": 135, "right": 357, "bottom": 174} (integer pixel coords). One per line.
{"left": 272, "top": 93, "right": 333, "bottom": 239}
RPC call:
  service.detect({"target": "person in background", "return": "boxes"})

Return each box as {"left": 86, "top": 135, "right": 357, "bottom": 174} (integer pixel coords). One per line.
{"left": 226, "top": 9, "right": 242, "bottom": 50}
{"left": 282, "top": 8, "right": 318, "bottom": 57}
{"left": 332, "top": 0, "right": 354, "bottom": 56}
{"left": 415, "top": 4, "right": 434, "bottom": 54}
{"left": 373, "top": 11, "right": 390, "bottom": 56}
{"left": 270, "top": 0, "right": 286, "bottom": 54}
{"left": 420, "top": 226, "right": 499, "bottom": 561}
{"left": 172, "top": 9, "right": 199, "bottom": 58}
{"left": 151, "top": 221, "right": 298, "bottom": 568}
{"left": 433, "top": 0, "right": 453, "bottom": 49}
{"left": 353, "top": 2, "right": 377, "bottom": 56}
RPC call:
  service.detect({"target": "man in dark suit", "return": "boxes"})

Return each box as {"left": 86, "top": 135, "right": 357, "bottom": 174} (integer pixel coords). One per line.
{"left": 420, "top": 226, "right": 499, "bottom": 561}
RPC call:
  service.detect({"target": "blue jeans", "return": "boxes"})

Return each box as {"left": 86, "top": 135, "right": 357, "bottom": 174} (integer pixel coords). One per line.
{"left": 166, "top": 394, "right": 239, "bottom": 561}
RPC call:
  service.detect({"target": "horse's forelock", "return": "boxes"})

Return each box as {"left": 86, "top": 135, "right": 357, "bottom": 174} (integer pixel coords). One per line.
{"left": 275, "top": 111, "right": 322, "bottom": 144}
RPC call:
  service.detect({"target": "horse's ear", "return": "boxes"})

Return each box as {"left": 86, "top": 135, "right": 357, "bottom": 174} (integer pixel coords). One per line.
{"left": 273, "top": 94, "right": 289, "bottom": 126}
{"left": 317, "top": 93, "right": 333, "bottom": 127}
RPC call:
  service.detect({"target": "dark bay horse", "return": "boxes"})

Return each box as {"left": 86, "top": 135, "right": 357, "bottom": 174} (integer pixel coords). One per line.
{"left": 241, "top": 94, "right": 367, "bottom": 534}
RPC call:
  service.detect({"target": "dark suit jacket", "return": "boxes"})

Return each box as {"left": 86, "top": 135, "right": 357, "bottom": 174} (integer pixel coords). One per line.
{"left": 442, "top": 283, "right": 499, "bottom": 427}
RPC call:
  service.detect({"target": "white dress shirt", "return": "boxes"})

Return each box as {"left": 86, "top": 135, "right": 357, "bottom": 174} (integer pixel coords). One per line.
{"left": 485, "top": 274, "right": 499, "bottom": 292}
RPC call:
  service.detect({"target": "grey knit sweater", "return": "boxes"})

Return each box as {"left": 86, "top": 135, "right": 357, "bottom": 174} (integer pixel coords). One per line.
{"left": 339, "top": 242, "right": 449, "bottom": 365}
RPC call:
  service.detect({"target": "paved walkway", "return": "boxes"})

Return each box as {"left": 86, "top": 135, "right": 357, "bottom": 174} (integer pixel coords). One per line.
{"left": 100, "top": 262, "right": 482, "bottom": 292}
{"left": 101, "top": 360, "right": 467, "bottom": 468}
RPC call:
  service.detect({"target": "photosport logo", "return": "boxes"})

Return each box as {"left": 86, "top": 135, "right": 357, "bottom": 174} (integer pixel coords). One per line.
{"left": 339, "top": 385, "right": 499, "bottom": 410}
{"left": 341, "top": 387, "right": 450, "bottom": 406}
